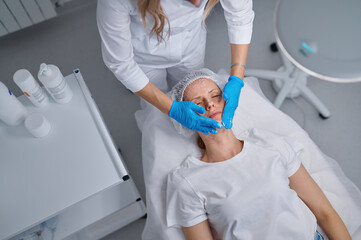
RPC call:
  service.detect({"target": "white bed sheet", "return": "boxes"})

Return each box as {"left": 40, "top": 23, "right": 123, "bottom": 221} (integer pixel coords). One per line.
{"left": 135, "top": 73, "right": 361, "bottom": 240}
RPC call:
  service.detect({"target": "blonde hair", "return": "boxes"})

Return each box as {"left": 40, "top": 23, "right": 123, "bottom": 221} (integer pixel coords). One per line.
{"left": 202, "top": 0, "right": 220, "bottom": 25}
{"left": 137, "top": 0, "right": 220, "bottom": 42}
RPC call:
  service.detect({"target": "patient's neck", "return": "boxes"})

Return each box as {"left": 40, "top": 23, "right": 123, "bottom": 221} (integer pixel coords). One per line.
{"left": 200, "top": 128, "right": 243, "bottom": 163}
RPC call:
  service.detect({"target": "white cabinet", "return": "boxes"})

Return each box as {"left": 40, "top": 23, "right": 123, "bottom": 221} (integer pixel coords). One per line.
{"left": 0, "top": 69, "right": 146, "bottom": 240}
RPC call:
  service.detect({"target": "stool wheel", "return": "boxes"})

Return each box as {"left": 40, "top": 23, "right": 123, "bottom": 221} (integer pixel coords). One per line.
{"left": 319, "top": 113, "right": 330, "bottom": 120}
{"left": 270, "top": 42, "right": 278, "bottom": 52}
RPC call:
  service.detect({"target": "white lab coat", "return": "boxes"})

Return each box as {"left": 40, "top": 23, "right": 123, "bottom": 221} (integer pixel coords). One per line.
{"left": 96, "top": 0, "right": 254, "bottom": 92}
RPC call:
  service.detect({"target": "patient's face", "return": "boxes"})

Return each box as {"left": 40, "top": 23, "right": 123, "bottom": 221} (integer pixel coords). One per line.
{"left": 183, "top": 78, "right": 225, "bottom": 122}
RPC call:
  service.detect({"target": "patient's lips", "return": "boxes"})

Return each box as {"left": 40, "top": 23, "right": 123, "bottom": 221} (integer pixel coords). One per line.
{"left": 209, "top": 111, "right": 221, "bottom": 120}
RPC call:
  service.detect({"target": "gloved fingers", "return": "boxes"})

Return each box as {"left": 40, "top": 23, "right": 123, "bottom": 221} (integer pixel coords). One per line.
{"left": 196, "top": 126, "right": 218, "bottom": 135}
{"left": 222, "top": 102, "right": 236, "bottom": 129}
{"left": 198, "top": 115, "right": 223, "bottom": 129}
{"left": 189, "top": 102, "right": 206, "bottom": 114}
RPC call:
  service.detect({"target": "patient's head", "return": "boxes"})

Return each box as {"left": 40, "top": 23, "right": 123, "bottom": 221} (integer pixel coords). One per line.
{"left": 170, "top": 68, "right": 226, "bottom": 137}
{"left": 183, "top": 78, "right": 225, "bottom": 123}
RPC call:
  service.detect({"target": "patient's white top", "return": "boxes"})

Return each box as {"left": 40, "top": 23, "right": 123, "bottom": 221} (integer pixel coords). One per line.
{"left": 166, "top": 128, "right": 317, "bottom": 240}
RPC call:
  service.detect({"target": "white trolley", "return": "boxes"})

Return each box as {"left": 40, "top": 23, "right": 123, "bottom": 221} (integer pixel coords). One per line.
{"left": 0, "top": 69, "right": 146, "bottom": 240}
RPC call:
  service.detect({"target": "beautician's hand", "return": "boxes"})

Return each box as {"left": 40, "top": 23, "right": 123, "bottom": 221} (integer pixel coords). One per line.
{"left": 169, "top": 101, "right": 223, "bottom": 135}
{"left": 222, "top": 76, "right": 244, "bottom": 129}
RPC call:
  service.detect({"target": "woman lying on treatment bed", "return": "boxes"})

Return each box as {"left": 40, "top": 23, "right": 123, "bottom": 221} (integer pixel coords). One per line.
{"left": 166, "top": 69, "right": 351, "bottom": 240}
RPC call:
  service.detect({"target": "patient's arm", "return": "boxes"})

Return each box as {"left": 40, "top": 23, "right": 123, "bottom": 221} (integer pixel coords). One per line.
{"left": 289, "top": 164, "right": 351, "bottom": 240}
{"left": 182, "top": 219, "right": 214, "bottom": 240}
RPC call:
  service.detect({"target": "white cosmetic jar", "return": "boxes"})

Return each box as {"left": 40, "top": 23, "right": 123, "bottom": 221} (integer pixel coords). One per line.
{"left": 24, "top": 113, "right": 51, "bottom": 138}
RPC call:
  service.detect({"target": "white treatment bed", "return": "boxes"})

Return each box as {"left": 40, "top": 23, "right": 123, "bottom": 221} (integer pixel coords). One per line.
{"left": 135, "top": 72, "right": 361, "bottom": 240}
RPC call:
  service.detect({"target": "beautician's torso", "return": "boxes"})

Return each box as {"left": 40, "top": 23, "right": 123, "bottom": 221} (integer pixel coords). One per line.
{"left": 118, "top": 0, "right": 208, "bottom": 67}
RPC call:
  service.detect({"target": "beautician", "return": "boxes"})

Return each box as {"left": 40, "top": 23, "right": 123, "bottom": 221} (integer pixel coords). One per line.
{"left": 97, "top": 0, "right": 254, "bottom": 134}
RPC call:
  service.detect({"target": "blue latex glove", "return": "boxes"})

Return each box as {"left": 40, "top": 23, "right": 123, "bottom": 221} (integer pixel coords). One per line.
{"left": 169, "top": 101, "right": 223, "bottom": 135}
{"left": 222, "top": 76, "right": 244, "bottom": 129}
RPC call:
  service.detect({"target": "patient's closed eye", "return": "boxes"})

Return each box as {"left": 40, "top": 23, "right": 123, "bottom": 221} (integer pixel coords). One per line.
{"left": 211, "top": 92, "right": 222, "bottom": 101}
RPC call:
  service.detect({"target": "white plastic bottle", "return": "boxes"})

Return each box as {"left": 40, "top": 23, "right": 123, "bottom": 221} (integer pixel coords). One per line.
{"left": 0, "top": 81, "right": 28, "bottom": 126}
{"left": 13, "top": 69, "right": 49, "bottom": 107}
{"left": 38, "top": 63, "right": 73, "bottom": 104}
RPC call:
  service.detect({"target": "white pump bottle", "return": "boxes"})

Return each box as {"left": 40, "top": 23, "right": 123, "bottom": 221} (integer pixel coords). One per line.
{"left": 38, "top": 63, "right": 72, "bottom": 104}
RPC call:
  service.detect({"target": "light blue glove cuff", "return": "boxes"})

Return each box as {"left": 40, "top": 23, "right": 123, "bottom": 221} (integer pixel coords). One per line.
{"left": 228, "top": 75, "right": 244, "bottom": 88}
{"left": 168, "top": 101, "right": 177, "bottom": 118}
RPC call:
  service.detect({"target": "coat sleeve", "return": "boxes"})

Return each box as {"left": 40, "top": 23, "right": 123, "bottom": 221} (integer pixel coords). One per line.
{"left": 96, "top": 0, "right": 149, "bottom": 92}
{"left": 220, "top": 0, "right": 255, "bottom": 44}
